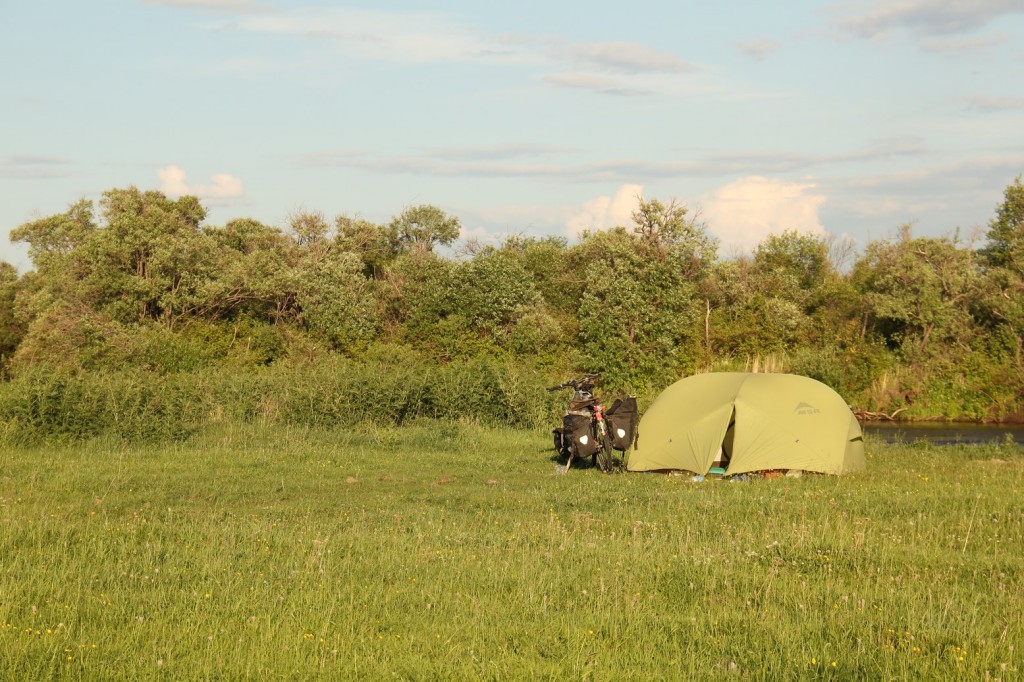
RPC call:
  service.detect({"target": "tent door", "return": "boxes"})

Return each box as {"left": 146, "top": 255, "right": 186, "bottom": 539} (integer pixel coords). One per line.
{"left": 712, "top": 408, "right": 736, "bottom": 470}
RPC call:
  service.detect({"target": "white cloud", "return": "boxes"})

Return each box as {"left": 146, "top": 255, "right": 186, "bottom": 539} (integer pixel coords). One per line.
{"left": 701, "top": 176, "right": 826, "bottom": 253}
{"left": 737, "top": 39, "right": 781, "bottom": 58}
{"left": 0, "top": 155, "right": 73, "bottom": 180}
{"left": 235, "top": 8, "right": 492, "bottom": 63}
{"left": 166, "top": 4, "right": 700, "bottom": 95}
{"left": 229, "top": 9, "right": 696, "bottom": 76}
{"left": 566, "top": 184, "right": 644, "bottom": 239}
{"left": 298, "top": 138, "right": 930, "bottom": 184}
{"left": 542, "top": 73, "right": 651, "bottom": 96}
{"left": 551, "top": 41, "right": 695, "bottom": 74}
{"left": 157, "top": 165, "right": 245, "bottom": 201}
{"left": 459, "top": 203, "right": 568, "bottom": 233}
{"left": 458, "top": 224, "right": 500, "bottom": 246}
{"left": 920, "top": 31, "right": 1009, "bottom": 52}
{"left": 964, "top": 94, "right": 1024, "bottom": 112}
{"left": 832, "top": 0, "right": 1024, "bottom": 40}
{"left": 144, "top": 0, "right": 268, "bottom": 12}
{"left": 424, "top": 143, "right": 573, "bottom": 161}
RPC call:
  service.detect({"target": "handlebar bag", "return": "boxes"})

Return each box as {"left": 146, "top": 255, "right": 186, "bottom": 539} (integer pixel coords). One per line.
{"left": 604, "top": 396, "right": 638, "bottom": 450}
{"left": 568, "top": 391, "right": 596, "bottom": 410}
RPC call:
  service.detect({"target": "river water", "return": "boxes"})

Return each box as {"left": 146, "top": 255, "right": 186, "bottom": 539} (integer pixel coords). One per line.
{"left": 862, "top": 422, "right": 1024, "bottom": 445}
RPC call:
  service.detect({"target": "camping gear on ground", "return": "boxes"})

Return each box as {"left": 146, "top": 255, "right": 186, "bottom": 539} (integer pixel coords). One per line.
{"left": 549, "top": 374, "right": 637, "bottom": 473}
{"left": 627, "top": 372, "right": 864, "bottom": 476}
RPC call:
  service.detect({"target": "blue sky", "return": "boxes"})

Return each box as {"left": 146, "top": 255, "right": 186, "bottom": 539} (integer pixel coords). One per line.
{"left": 2, "top": 0, "right": 1023, "bottom": 269}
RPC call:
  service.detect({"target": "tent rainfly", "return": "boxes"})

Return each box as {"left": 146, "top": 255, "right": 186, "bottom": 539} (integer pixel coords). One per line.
{"left": 627, "top": 372, "right": 865, "bottom": 476}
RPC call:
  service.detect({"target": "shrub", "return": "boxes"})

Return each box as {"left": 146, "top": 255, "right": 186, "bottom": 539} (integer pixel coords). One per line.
{"left": 0, "top": 358, "right": 565, "bottom": 445}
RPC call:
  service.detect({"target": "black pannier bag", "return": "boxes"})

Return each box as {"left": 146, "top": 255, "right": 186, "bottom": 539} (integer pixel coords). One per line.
{"left": 604, "top": 397, "right": 638, "bottom": 450}
{"left": 564, "top": 413, "right": 599, "bottom": 458}
{"left": 553, "top": 428, "right": 567, "bottom": 455}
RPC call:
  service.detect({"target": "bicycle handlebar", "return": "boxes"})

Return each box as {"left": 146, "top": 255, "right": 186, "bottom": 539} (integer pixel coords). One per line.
{"left": 546, "top": 373, "right": 602, "bottom": 392}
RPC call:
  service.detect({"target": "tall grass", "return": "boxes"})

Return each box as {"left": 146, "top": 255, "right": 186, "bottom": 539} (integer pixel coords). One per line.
{"left": 1, "top": 425, "right": 1021, "bottom": 679}
{"left": 0, "top": 359, "right": 569, "bottom": 445}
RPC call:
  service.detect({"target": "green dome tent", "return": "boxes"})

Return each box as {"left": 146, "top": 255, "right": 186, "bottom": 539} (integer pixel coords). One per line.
{"left": 627, "top": 372, "right": 865, "bottom": 476}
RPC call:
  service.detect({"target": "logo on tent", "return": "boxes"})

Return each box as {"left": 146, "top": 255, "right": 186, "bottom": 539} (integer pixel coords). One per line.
{"left": 794, "top": 402, "right": 821, "bottom": 415}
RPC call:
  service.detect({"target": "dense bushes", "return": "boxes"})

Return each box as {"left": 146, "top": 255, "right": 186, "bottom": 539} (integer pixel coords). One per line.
{"left": 3, "top": 179, "right": 1024, "bottom": 427}
{"left": 0, "top": 369, "right": 207, "bottom": 442}
{"left": 0, "top": 358, "right": 568, "bottom": 445}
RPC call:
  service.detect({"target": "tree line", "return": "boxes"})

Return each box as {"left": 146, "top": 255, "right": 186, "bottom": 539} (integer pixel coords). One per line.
{"left": 1, "top": 177, "right": 1022, "bottom": 421}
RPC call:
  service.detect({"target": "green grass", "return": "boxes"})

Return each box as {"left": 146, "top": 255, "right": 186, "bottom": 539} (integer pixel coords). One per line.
{"left": 1, "top": 424, "right": 1022, "bottom": 680}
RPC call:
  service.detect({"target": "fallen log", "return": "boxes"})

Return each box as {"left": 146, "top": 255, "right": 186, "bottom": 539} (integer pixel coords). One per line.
{"left": 854, "top": 407, "right": 908, "bottom": 421}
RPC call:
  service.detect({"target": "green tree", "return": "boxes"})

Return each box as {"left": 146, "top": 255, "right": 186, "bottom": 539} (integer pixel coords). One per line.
{"left": 12, "top": 188, "right": 219, "bottom": 329}
{"left": 974, "top": 267, "right": 1024, "bottom": 384}
{"left": 91, "top": 187, "right": 218, "bottom": 328}
{"left": 9, "top": 200, "right": 99, "bottom": 323}
{"left": 8, "top": 301, "right": 132, "bottom": 373}
{"left": 753, "top": 230, "right": 832, "bottom": 292}
{"left": 9, "top": 199, "right": 96, "bottom": 272}
{"left": 569, "top": 221, "right": 710, "bottom": 388}
{"left": 981, "top": 175, "right": 1024, "bottom": 271}
{"left": 389, "top": 205, "right": 461, "bottom": 253}
{"left": 381, "top": 251, "right": 455, "bottom": 351}
{"left": 630, "top": 196, "right": 717, "bottom": 277}
{"left": 852, "top": 226, "right": 979, "bottom": 356}
{"left": 449, "top": 249, "right": 543, "bottom": 341}
{"left": 498, "top": 236, "right": 573, "bottom": 312}
{"left": 973, "top": 177, "right": 1024, "bottom": 389}
{"left": 334, "top": 215, "right": 399, "bottom": 278}
{"left": 703, "top": 256, "right": 807, "bottom": 358}
{"left": 0, "top": 263, "right": 26, "bottom": 372}
{"left": 288, "top": 210, "right": 330, "bottom": 247}
{"left": 294, "top": 248, "right": 378, "bottom": 353}
{"left": 206, "top": 217, "right": 299, "bottom": 324}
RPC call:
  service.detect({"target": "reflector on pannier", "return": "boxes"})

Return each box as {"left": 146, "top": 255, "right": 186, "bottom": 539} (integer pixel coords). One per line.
{"left": 604, "top": 396, "right": 638, "bottom": 450}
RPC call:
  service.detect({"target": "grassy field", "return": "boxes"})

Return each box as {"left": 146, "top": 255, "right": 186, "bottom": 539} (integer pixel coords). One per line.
{"left": 1, "top": 423, "right": 1022, "bottom": 680}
